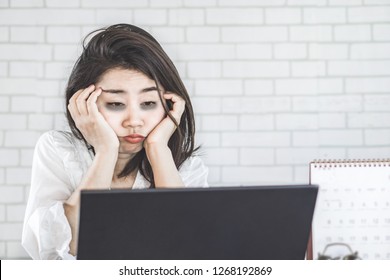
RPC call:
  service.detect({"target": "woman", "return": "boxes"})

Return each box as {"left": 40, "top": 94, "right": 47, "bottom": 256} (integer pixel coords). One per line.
{"left": 21, "top": 24, "right": 208, "bottom": 260}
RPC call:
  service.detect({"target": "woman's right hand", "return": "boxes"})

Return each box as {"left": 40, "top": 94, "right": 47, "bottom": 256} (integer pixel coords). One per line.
{"left": 67, "top": 85, "right": 119, "bottom": 153}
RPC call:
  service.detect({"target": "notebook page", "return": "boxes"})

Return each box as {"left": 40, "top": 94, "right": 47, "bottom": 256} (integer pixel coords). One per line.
{"left": 310, "top": 160, "right": 390, "bottom": 260}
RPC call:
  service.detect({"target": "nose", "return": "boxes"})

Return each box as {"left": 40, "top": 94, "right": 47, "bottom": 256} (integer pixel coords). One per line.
{"left": 122, "top": 108, "right": 143, "bottom": 128}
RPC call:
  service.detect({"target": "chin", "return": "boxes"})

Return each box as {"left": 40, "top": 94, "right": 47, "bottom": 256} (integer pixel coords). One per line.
{"left": 119, "top": 144, "right": 144, "bottom": 155}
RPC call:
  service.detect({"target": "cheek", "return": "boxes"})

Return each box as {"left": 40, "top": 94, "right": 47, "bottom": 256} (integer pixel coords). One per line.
{"left": 99, "top": 109, "right": 122, "bottom": 134}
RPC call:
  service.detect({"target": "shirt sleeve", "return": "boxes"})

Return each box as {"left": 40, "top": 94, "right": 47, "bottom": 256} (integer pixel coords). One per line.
{"left": 21, "top": 131, "right": 76, "bottom": 260}
{"left": 179, "top": 156, "right": 209, "bottom": 188}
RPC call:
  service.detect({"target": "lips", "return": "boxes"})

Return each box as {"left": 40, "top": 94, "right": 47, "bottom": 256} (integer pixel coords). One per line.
{"left": 123, "top": 134, "right": 145, "bottom": 144}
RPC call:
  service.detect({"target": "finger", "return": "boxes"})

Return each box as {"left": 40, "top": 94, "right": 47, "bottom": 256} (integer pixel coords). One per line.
{"left": 76, "top": 85, "right": 95, "bottom": 116}
{"left": 163, "top": 93, "right": 185, "bottom": 123}
{"left": 87, "top": 87, "right": 103, "bottom": 117}
{"left": 67, "top": 88, "right": 85, "bottom": 119}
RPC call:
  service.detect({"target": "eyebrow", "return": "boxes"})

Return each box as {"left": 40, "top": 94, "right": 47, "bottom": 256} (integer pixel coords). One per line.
{"left": 101, "top": 86, "right": 159, "bottom": 94}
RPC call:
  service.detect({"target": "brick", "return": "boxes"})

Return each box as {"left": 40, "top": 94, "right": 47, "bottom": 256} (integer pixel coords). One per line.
{"left": 292, "top": 62, "right": 326, "bottom": 77}
{"left": 304, "top": 8, "right": 346, "bottom": 23}
{"left": 95, "top": 10, "right": 133, "bottom": 26}
{"left": 6, "top": 168, "right": 31, "bottom": 184}
{"left": 348, "top": 147, "right": 390, "bottom": 159}
{"left": 47, "top": 27, "right": 81, "bottom": 43}
{"left": 7, "top": 241, "right": 30, "bottom": 259}
{"left": 309, "top": 44, "right": 349, "bottom": 60}
{"left": 223, "top": 97, "right": 291, "bottom": 113}
{"left": 54, "top": 45, "right": 82, "bottom": 61}
{"left": 151, "top": 27, "right": 185, "bottom": 43}
{"left": 276, "top": 114, "right": 318, "bottom": 130}
{"left": 165, "top": 44, "right": 235, "bottom": 60}
{"left": 203, "top": 148, "right": 239, "bottom": 165}
{"left": 195, "top": 80, "right": 242, "bottom": 96}
{"left": 275, "top": 79, "right": 318, "bottom": 95}
{"left": 222, "top": 166, "right": 293, "bottom": 184}
{"left": 293, "top": 131, "right": 319, "bottom": 146}
{"left": 348, "top": 7, "right": 390, "bottom": 22}
{"left": 349, "top": 113, "right": 390, "bottom": 128}
{"left": 365, "top": 95, "right": 390, "bottom": 111}
{"left": 184, "top": 0, "right": 217, "bottom": 7}
{"left": 365, "top": 0, "right": 390, "bottom": 4}
{"left": 351, "top": 43, "right": 390, "bottom": 59}
{"left": 192, "top": 97, "right": 221, "bottom": 114}
{"left": 168, "top": 9, "right": 203, "bottom": 25}
{"left": 244, "top": 80, "right": 274, "bottom": 95}
{"left": 283, "top": 147, "right": 346, "bottom": 165}
{"left": 207, "top": 166, "right": 220, "bottom": 184}
{"left": 187, "top": 27, "right": 220, "bottom": 43}
{"left": 28, "top": 114, "right": 54, "bottom": 130}
{"left": 334, "top": 25, "right": 371, "bottom": 41}
{"left": 0, "top": 223, "right": 23, "bottom": 240}
{"left": 206, "top": 8, "right": 263, "bottom": 25}
{"left": 240, "top": 148, "right": 274, "bottom": 165}
{"left": 223, "top": 61, "right": 289, "bottom": 78}
{"left": 320, "top": 130, "right": 363, "bottom": 146}
{"left": 346, "top": 78, "right": 390, "bottom": 93}
{"left": 150, "top": 0, "right": 182, "bottom": 7}
{"left": 288, "top": 0, "right": 327, "bottom": 5}
{"left": 0, "top": 97, "right": 10, "bottom": 112}
{"left": 54, "top": 114, "right": 70, "bottom": 131}
{"left": 290, "top": 26, "right": 332, "bottom": 42}
{"left": 4, "top": 131, "right": 41, "bottom": 147}
{"left": 239, "top": 114, "right": 274, "bottom": 131}
{"left": 201, "top": 115, "right": 238, "bottom": 131}
{"left": 20, "top": 149, "right": 34, "bottom": 167}
{"left": 6, "top": 205, "right": 26, "bottom": 222}
{"left": 317, "top": 79, "right": 344, "bottom": 94}
{"left": 236, "top": 44, "right": 272, "bottom": 59}
{"left": 45, "top": 62, "right": 73, "bottom": 79}
{"left": 328, "top": 0, "right": 362, "bottom": 5}
{"left": 0, "top": 115, "right": 27, "bottom": 129}
{"left": 0, "top": 44, "right": 51, "bottom": 61}
{"left": 0, "top": 9, "right": 95, "bottom": 25}
{"left": 10, "top": 27, "right": 45, "bottom": 43}
{"left": 11, "top": 96, "right": 42, "bottom": 113}
{"left": 188, "top": 62, "right": 221, "bottom": 78}
{"left": 195, "top": 132, "right": 220, "bottom": 147}
{"left": 46, "top": 0, "right": 80, "bottom": 7}
{"left": 0, "top": 205, "right": 4, "bottom": 222}
{"left": 365, "top": 129, "right": 390, "bottom": 145}
{"left": 0, "top": 62, "right": 7, "bottom": 77}
{"left": 318, "top": 96, "right": 362, "bottom": 112}
{"left": 222, "top": 132, "right": 290, "bottom": 147}
{"left": 0, "top": 78, "right": 37, "bottom": 95}
{"left": 0, "top": 186, "right": 24, "bottom": 203}
{"left": 10, "top": 0, "right": 44, "bottom": 7}
{"left": 0, "top": 0, "right": 8, "bottom": 7}
{"left": 274, "top": 43, "right": 307, "bottom": 59}
{"left": 292, "top": 97, "right": 318, "bottom": 112}
{"left": 0, "top": 168, "right": 4, "bottom": 184}
{"left": 35, "top": 80, "right": 61, "bottom": 97}
{"left": 222, "top": 26, "right": 288, "bottom": 42}
{"left": 265, "top": 8, "right": 301, "bottom": 24}
{"left": 0, "top": 149, "right": 19, "bottom": 167}
{"left": 219, "top": 0, "right": 285, "bottom": 6}
{"left": 329, "top": 61, "right": 390, "bottom": 76}
{"left": 0, "top": 27, "right": 8, "bottom": 42}
{"left": 319, "top": 113, "right": 346, "bottom": 128}
{"left": 373, "top": 24, "right": 390, "bottom": 41}
{"left": 44, "top": 97, "right": 65, "bottom": 113}
{"left": 81, "top": 0, "right": 147, "bottom": 7}
{"left": 10, "top": 62, "right": 44, "bottom": 78}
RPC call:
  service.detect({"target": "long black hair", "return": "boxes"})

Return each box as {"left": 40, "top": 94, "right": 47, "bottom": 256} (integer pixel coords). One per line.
{"left": 65, "top": 24, "right": 198, "bottom": 187}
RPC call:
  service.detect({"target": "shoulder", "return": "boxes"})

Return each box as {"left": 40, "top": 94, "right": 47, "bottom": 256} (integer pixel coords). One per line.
{"left": 37, "top": 130, "right": 84, "bottom": 152}
{"left": 179, "top": 155, "right": 207, "bottom": 172}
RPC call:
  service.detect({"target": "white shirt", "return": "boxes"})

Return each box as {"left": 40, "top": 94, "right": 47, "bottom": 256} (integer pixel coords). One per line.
{"left": 22, "top": 130, "right": 209, "bottom": 260}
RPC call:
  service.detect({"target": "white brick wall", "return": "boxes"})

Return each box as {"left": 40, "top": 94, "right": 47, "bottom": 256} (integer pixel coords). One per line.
{"left": 1, "top": 1, "right": 390, "bottom": 259}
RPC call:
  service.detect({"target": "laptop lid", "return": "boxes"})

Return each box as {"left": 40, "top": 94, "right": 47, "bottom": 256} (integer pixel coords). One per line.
{"left": 77, "top": 185, "right": 318, "bottom": 260}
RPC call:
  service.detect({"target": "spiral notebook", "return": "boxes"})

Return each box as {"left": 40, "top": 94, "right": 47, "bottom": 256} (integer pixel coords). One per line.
{"left": 310, "top": 159, "right": 390, "bottom": 260}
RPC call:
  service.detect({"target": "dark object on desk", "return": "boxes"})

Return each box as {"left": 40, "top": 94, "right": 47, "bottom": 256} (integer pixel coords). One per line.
{"left": 77, "top": 185, "right": 318, "bottom": 260}
{"left": 317, "top": 242, "right": 361, "bottom": 260}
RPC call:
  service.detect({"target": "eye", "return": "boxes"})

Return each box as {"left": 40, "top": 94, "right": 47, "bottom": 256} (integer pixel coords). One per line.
{"left": 106, "top": 102, "right": 125, "bottom": 110}
{"left": 141, "top": 101, "right": 157, "bottom": 109}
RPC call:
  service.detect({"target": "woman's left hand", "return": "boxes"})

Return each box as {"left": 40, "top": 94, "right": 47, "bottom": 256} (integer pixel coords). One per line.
{"left": 144, "top": 92, "right": 185, "bottom": 149}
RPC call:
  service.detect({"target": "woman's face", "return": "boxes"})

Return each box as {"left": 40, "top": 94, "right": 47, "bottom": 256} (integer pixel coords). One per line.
{"left": 96, "top": 68, "right": 166, "bottom": 155}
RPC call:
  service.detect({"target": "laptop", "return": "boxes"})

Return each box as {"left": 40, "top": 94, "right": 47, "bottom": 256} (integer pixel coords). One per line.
{"left": 77, "top": 185, "right": 318, "bottom": 260}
